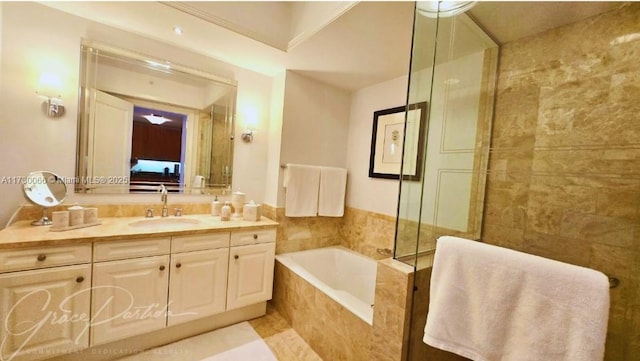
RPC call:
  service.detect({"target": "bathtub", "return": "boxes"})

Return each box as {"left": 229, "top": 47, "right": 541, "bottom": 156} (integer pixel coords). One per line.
{"left": 275, "top": 246, "right": 377, "bottom": 324}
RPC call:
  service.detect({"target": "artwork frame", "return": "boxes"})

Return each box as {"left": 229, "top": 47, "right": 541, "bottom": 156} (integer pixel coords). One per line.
{"left": 368, "top": 102, "right": 428, "bottom": 181}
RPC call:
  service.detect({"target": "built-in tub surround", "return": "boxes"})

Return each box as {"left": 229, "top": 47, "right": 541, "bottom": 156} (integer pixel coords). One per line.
{"left": 275, "top": 247, "right": 377, "bottom": 324}
{"left": 262, "top": 205, "right": 342, "bottom": 255}
{"left": 340, "top": 207, "right": 396, "bottom": 259}
{"left": 273, "top": 247, "right": 415, "bottom": 361}
{"left": 483, "top": 4, "right": 640, "bottom": 360}
{"left": 262, "top": 204, "right": 396, "bottom": 259}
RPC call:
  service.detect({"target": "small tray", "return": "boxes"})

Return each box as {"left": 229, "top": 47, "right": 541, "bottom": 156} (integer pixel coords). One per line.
{"left": 50, "top": 221, "right": 102, "bottom": 232}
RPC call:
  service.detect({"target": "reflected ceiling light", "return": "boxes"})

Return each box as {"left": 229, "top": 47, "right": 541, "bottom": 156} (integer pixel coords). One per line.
{"left": 416, "top": 1, "right": 477, "bottom": 18}
{"left": 143, "top": 114, "right": 171, "bottom": 125}
{"left": 173, "top": 26, "right": 183, "bottom": 35}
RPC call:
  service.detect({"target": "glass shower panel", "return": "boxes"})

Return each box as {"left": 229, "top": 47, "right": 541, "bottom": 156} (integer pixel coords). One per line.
{"left": 395, "top": 7, "right": 439, "bottom": 261}
{"left": 395, "top": 7, "right": 498, "bottom": 263}
{"left": 397, "top": 3, "right": 499, "bottom": 360}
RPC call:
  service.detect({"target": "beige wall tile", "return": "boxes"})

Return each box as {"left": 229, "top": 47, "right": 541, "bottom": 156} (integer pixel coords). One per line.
{"left": 484, "top": 4, "right": 640, "bottom": 360}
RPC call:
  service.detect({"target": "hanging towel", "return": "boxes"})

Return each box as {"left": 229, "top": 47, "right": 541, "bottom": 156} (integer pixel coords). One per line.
{"left": 283, "top": 164, "right": 321, "bottom": 217}
{"left": 318, "top": 166, "right": 347, "bottom": 217}
{"left": 423, "top": 236, "right": 610, "bottom": 361}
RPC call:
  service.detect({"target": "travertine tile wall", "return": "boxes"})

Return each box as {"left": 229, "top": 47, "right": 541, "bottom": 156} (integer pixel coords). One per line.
{"left": 263, "top": 205, "right": 396, "bottom": 259}
{"left": 482, "top": 4, "right": 640, "bottom": 360}
{"left": 340, "top": 207, "right": 396, "bottom": 258}
{"left": 262, "top": 205, "right": 343, "bottom": 255}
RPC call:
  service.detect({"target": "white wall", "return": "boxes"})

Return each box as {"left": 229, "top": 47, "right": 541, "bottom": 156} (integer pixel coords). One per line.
{"left": 288, "top": 1, "right": 356, "bottom": 49}
{"left": 0, "top": 3, "right": 3, "bottom": 88}
{"left": 96, "top": 63, "right": 210, "bottom": 110}
{"left": 420, "top": 51, "right": 486, "bottom": 231}
{"left": 345, "top": 75, "right": 408, "bottom": 217}
{"left": 263, "top": 71, "right": 286, "bottom": 207}
{"left": 232, "top": 68, "right": 273, "bottom": 202}
{"left": 0, "top": 3, "right": 84, "bottom": 226}
{"left": 276, "top": 71, "right": 351, "bottom": 207}
{"left": 0, "top": 2, "right": 272, "bottom": 227}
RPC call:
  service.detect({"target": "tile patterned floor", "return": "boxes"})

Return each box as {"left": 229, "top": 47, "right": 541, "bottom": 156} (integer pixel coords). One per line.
{"left": 249, "top": 305, "right": 323, "bottom": 361}
{"left": 116, "top": 304, "right": 321, "bottom": 361}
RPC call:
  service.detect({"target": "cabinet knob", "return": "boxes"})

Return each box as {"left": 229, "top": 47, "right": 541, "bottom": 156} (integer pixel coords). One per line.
{"left": 234, "top": 255, "right": 239, "bottom": 260}
{"left": 159, "top": 265, "right": 165, "bottom": 271}
{"left": 76, "top": 276, "right": 84, "bottom": 283}
{"left": 253, "top": 234, "right": 258, "bottom": 240}
{"left": 37, "top": 254, "right": 47, "bottom": 262}
{"left": 176, "top": 263, "right": 182, "bottom": 268}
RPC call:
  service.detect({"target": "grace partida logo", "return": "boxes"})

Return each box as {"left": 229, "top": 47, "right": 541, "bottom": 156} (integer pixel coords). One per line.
{"left": 0, "top": 286, "right": 196, "bottom": 361}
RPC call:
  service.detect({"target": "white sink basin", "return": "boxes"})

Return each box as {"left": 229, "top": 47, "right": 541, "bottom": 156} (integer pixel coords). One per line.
{"left": 128, "top": 218, "right": 201, "bottom": 229}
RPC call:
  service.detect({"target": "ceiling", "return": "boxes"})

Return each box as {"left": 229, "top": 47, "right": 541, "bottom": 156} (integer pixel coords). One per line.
{"left": 281, "top": 1, "right": 621, "bottom": 90}
{"left": 468, "top": 1, "right": 622, "bottom": 44}
{"left": 41, "top": 1, "right": 622, "bottom": 92}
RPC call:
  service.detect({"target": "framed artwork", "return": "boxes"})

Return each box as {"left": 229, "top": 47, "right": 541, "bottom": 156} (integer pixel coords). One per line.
{"left": 368, "top": 102, "right": 427, "bottom": 180}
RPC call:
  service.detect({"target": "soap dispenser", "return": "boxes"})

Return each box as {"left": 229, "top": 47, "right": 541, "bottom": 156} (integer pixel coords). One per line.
{"left": 211, "top": 195, "right": 221, "bottom": 216}
{"left": 220, "top": 201, "right": 231, "bottom": 221}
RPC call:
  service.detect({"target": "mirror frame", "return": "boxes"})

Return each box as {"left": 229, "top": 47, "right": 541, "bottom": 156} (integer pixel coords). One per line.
{"left": 75, "top": 40, "right": 237, "bottom": 195}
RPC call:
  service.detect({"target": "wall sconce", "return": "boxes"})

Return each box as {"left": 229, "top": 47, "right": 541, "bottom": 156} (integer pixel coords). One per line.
{"left": 36, "top": 72, "right": 65, "bottom": 118}
{"left": 241, "top": 130, "right": 254, "bottom": 143}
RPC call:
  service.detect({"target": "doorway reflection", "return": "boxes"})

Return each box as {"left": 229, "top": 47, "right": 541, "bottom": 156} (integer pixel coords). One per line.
{"left": 130, "top": 106, "right": 187, "bottom": 192}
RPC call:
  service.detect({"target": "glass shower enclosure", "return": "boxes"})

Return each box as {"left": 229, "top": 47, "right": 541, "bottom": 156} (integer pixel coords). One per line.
{"left": 393, "top": 2, "right": 499, "bottom": 359}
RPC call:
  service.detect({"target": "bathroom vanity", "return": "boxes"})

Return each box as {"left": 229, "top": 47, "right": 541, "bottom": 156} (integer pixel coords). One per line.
{"left": 0, "top": 215, "right": 277, "bottom": 361}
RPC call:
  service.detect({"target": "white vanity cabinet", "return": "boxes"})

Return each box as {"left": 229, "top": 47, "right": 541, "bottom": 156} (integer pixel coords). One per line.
{"left": 90, "top": 232, "right": 234, "bottom": 344}
{"left": 91, "top": 255, "right": 170, "bottom": 345}
{"left": 0, "top": 245, "right": 92, "bottom": 361}
{"left": 90, "top": 238, "right": 171, "bottom": 346}
{"left": 167, "top": 233, "right": 230, "bottom": 326}
{"left": 0, "top": 223, "right": 277, "bottom": 360}
{"left": 227, "top": 229, "right": 276, "bottom": 310}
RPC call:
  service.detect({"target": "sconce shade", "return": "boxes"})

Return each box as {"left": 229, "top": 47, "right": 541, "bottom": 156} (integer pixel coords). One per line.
{"left": 37, "top": 72, "right": 63, "bottom": 97}
{"left": 37, "top": 72, "right": 65, "bottom": 118}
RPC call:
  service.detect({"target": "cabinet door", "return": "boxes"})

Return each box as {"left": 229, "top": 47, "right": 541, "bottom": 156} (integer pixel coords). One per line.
{"left": 226, "top": 242, "right": 275, "bottom": 310}
{"left": 91, "top": 255, "right": 169, "bottom": 346}
{"left": 0, "top": 264, "right": 91, "bottom": 361}
{"left": 168, "top": 248, "right": 229, "bottom": 326}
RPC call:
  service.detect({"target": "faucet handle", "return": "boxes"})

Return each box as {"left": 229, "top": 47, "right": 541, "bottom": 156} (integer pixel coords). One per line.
{"left": 145, "top": 208, "right": 154, "bottom": 218}
{"left": 174, "top": 208, "right": 182, "bottom": 217}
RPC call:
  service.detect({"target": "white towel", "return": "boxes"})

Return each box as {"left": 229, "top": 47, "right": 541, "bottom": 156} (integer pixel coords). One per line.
{"left": 424, "top": 236, "right": 610, "bottom": 361}
{"left": 318, "top": 166, "right": 347, "bottom": 217}
{"left": 283, "top": 164, "right": 320, "bottom": 217}
{"left": 191, "top": 175, "right": 205, "bottom": 194}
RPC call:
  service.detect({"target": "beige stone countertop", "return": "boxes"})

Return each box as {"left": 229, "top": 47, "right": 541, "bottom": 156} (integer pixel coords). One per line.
{"left": 0, "top": 214, "right": 278, "bottom": 249}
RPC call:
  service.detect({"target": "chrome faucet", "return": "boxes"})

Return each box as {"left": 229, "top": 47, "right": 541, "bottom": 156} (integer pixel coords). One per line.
{"left": 159, "top": 184, "right": 169, "bottom": 217}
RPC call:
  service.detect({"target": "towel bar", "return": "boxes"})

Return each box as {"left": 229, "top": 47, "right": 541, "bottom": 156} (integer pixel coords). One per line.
{"left": 608, "top": 276, "right": 620, "bottom": 289}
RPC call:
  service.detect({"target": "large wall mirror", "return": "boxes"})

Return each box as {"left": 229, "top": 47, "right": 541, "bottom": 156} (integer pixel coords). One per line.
{"left": 76, "top": 40, "right": 237, "bottom": 194}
